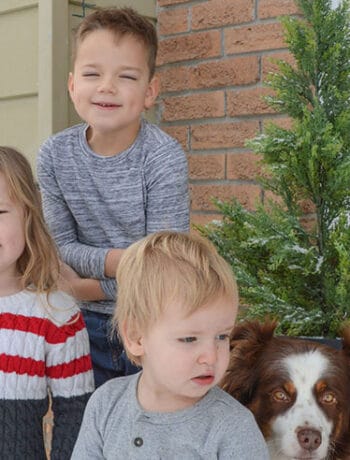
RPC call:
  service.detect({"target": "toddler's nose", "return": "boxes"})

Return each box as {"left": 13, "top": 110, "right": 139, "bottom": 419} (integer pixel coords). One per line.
{"left": 198, "top": 342, "right": 218, "bottom": 366}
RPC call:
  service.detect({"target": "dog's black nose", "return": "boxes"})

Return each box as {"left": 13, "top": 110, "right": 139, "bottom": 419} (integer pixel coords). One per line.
{"left": 297, "top": 428, "right": 322, "bottom": 451}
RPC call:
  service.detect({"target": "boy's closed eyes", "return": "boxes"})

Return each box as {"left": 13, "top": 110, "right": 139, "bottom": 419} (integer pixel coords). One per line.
{"left": 81, "top": 72, "right": 139, "bottom": 81}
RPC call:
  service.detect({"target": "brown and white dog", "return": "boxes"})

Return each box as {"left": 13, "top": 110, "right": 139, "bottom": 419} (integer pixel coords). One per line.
{"left": 221, "top": 321, "right": 350, "bottom": 460}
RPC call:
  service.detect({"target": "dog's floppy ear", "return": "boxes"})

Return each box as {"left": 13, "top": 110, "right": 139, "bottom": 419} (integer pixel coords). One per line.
{"left": 340, "top": 324, "right": 350, "bottom": 404}
{"left": 220, "top": 320, "right": 277, "bottom": 405}
{"left": 337, "top": 325, "right": 350, "bottom": 458}
{"left": 229, "top": 318, "right": 277, "bottom": 349}
{"left": 340, "top": 324, "right": 350, "bottom": 360}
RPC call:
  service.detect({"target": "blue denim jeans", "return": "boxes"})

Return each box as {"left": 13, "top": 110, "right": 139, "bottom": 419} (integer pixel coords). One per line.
{"left": 82, "top": 310, "right": 140, "bottom": 388}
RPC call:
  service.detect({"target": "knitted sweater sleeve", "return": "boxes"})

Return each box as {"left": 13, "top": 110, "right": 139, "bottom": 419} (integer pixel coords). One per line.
{"left": 144, "top": 139, "right": 190, "bottom": 234}
{"left": 37, "top": 136, "right": 108, "bottom": 279}
{"left": 45, "top": 310, "right": 94, "bottom": 459}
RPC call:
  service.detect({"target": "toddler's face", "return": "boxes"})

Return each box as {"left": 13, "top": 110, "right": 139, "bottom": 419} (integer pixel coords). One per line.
{"left": 68, "top": 29, "right": 158, "bottom": 151}
{"left": 137, "top": 296, "right": 237, "bottom": 412}
{"left": 0, "top": 172, "right": 25, "bottom": 295}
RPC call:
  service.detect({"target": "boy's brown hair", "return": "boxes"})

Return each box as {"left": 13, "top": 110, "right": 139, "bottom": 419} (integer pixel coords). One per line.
{"left": 112, "top": 231, "right": 238, "bottom": 365}
{"left": 73, "top": 7, "right": 158, "bottom": 79}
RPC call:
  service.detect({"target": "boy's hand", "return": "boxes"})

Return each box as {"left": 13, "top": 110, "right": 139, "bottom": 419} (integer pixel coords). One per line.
{"left": 104, "top": 248, "right": 125, "bottom": 278}
{"left": 59, "top": 262, "right": 106, "bottom": 301}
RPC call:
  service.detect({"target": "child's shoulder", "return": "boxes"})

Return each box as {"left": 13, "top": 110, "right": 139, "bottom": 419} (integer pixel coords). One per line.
{"left": 209, "top": 387, "right": 268, "bottom": 454}
{"left": 142, "top": 119, "right": 175, "bottom": 141}
{"left": 40, "top": 123, "right": 85, "bottom": 151}
{"left": 43, "top": 290, "right": 80, "bottom": 323}
{"left": 87, "top": 374, "right": 137, "bottom": 413}
{"left": 140, "top": 120, "right": 181, "bottom": 151}
{"left": 93, "top": 373, "right": 135, "bottom": 398}
{"left": 0, "top": 290, "right": 79, "bottom": 325}
{"left": 207, "top": 386, "right": 255, "bottom": 419}
{"left": 139, "top": 120, "right": 186, "bottom": 167}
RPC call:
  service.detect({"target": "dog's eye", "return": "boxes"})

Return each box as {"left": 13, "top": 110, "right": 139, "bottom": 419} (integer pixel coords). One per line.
{"left": 272, "top": 390, "right": 290, "bottom": 402}
{"left": 322, "top": 392, "right": 337, "bottom": 405}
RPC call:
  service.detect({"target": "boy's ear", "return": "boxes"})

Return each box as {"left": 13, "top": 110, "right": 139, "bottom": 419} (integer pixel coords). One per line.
{"left": 121, "top": 321, "right": 144, "bottom": 358}
{"left": 144, "top": 75, "right": 159, "bottom": 110}
{"left": 67, "top": 72, "right": 74, "bottom": 98}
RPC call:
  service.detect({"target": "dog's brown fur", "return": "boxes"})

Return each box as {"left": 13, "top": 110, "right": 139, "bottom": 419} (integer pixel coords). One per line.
{"left": 221, "top": 321, "right": 350, "bottom": 459}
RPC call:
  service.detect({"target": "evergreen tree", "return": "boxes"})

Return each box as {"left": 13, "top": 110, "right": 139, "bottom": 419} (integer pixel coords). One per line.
{"left": 200, "top": 0, "right": 350, "bottom": 337}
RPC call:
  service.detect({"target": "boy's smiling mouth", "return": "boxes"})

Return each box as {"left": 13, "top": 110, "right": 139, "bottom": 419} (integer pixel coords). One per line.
{"left": 93, "top": 102, "right": 121, "bottom": 108}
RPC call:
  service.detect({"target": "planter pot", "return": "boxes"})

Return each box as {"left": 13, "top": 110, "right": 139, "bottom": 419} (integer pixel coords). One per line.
{"left": 282, "top": 336, "right": 342, "bottom": 350}
{"left": 298, "top": 336, "right": 342, "bottom": 350}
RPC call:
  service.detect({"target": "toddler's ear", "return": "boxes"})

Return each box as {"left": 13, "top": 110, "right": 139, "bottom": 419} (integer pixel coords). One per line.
{"left": 144, "top": 75, "right": 159, "bottom": 110}
{"left": 121, "top": 321, "right": 144, "bottom": 358}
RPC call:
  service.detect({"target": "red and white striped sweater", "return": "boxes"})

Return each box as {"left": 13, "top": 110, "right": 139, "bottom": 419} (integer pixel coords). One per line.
{"left": 0, "top": 289, "right": 94, "bottom": 459}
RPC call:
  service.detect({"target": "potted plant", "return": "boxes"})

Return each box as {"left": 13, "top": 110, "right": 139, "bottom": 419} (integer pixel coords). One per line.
{"left": 199, "top": 0, "right": 350, "bottom": 339}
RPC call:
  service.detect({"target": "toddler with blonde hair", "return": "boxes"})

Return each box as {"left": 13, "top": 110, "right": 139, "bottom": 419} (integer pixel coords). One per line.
{"left": 72, "top": 231, "right": 268, "bottom": 459}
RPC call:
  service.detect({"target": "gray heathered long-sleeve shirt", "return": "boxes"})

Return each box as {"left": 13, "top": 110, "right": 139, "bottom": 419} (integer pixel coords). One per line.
{"left": 37, "top": 120, "right": 190, "bottom": 315}
{"left": 71, "top": 373, "right": 269, "bottom": 459}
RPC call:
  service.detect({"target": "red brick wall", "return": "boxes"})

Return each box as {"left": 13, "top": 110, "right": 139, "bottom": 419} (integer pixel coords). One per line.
{"left": 156, "top": 0, "right": 298, "bottom": 226}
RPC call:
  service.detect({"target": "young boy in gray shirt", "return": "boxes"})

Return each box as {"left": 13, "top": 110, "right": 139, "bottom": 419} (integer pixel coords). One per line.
{"left": 72, "top": 231, "right": 269, "bottom": 459}
{"left": 37, "top": 8, "right": 189, "bottom": 387}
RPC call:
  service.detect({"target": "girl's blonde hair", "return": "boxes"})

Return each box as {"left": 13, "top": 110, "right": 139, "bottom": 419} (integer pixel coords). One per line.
{"left": 113, "top": 231, "right": 238, "bottom": 365}
{"left": 0, "top": 146, "right": 59, "bottom": 293}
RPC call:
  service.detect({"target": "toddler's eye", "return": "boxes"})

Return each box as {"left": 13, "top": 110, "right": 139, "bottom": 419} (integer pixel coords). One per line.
{"left": 83, "top": 73, "right": 99, "bottom": 77}
{"left": 179, "top": 337, "right": 197, "bottom": 343}
{"left": 216, "top": 334, "right": 230, "bottom": 341}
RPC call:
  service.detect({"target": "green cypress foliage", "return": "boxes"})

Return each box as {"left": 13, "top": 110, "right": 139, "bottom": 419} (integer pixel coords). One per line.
{"left": 200, "top": 0, "right": 350, "bottom": 337}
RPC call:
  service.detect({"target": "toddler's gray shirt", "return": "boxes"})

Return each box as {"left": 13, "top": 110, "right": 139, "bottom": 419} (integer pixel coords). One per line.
{"left": 37, "top": 120, "right": 190, "bottom": 315}
{"left": 71, "top": 373, "right": 269, "bottom": 459}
